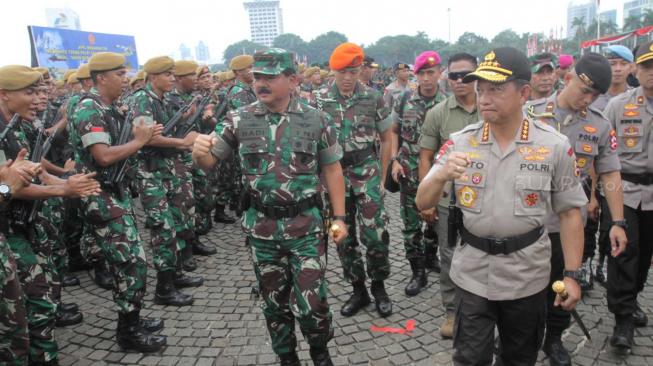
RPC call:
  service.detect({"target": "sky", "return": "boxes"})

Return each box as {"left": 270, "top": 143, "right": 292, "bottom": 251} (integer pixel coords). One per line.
{"left": 1, "top": 0, "right": 626, "bottom": 66}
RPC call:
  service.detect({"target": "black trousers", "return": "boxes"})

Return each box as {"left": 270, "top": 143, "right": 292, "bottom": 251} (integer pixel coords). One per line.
{"left": 453, "top": 287, "right": 546, "bottom": 366}
{"left": 582, "top": 183, "right": 600, "bottom": 261}
{"left": 603, "top": 203, "right": 653, "bottom": 318}
{"left": 545, "top": 233, "right": 570, "bottom": 337}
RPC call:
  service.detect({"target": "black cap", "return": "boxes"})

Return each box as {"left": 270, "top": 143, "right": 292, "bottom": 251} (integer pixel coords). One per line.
{"left": 635, "top": 41, "right": 653, "bottom": 64}
{"left": 393, "top": 62, "right": 410, "bottom": 72}
{"left": 463, "top": 47, "right": 531, "bottom": 84}
{"left": 575, "top": 52, "right": 611, "bottom": 94}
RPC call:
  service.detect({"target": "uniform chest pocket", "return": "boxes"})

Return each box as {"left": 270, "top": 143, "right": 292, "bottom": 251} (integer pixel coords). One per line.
{"left": 400, "top": 111, "right": 420, "bottom": 143}
{"left": 454, "top": 170, "right": 487, "bottom": 214}
{"left": 289, "top": 138, "right": 318, "bottom": 175}
{"left": 514, "top": 174, "right": 551, "bottom": 216}
{"left": 617, "top": 123, "right": 644, "bottom": 153}
{"left": 352, "top": 100, "right": 377, "bottom": 143}
{"left": 240, "top": 139, "right": 269, "bottom": 175}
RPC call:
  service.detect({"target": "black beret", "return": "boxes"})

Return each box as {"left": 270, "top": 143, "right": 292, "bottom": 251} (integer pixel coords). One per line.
{"left": 575, "top": 52, "right": 611, "bottom": 94}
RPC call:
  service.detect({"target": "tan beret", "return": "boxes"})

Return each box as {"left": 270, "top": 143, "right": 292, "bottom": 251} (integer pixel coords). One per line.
{"left": 33, "top": 67, "right": 50, "bottom": 79}
{"left": 0, "top": 65, "right": 43, "bottom": 91}
{"left": 54, "top": 80, "right": 65, "bottom": 88}
{"left": 63, "top": 69, "right": 77, "bottom": 83}
{"left": 67, "top": 72, "right": 79, "bottom": 84}
{"left": 174, "top": 60, "right": 198, "bottom": 76}
{"left": 129, "top": 70, "right": 146, "bottom": 86}
{"left": 223, "top": 70, "right": 236, "bottom": 81}
{"left": 143, "top": 56, "right": 174, "bottom": 74}
{"left": 196, "top": 65, "right": 210, "bottom": 76}
{"left": 319, "top": 70, "right": 329, "bottom": 79}
{"left": 88, "top": 52, "right": 126, "bottom": 72}
{"left": 304, "top": 66, "right": 319, "bottom": 78}
{"left": 229, "top": 55, "right": 254, "bottom": 71}
{"left": 76, "top": 64, "right": 91, "bottom": 80}
{"left": 297, "top": 63, "right": 306, "bottom": 73}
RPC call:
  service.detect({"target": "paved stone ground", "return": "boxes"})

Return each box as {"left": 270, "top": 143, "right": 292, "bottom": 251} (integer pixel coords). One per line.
{"left": 57, "top": 192, "right": 653, "bottom": 365}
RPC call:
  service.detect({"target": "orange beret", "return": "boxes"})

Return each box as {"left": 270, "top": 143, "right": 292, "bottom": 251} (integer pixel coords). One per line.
{"left": 329, "top": 42, "right": 364, "bottom": 71}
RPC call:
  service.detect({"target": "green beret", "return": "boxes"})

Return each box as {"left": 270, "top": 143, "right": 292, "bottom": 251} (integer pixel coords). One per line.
{"left": 76, "top": 64, "right": 91, "bottom": 80}
{"left": 88, "top": 52, "right": 126, "bottom": 72}
{"left": 0, "top": 65, "right": 43, "bottom": 91}
{"left": 143, "top": 56, "right": 174, "bottom": 74}
{"left": 229, "top": 55, "right": 254, "bottom": 71}
{"left": 174, "top": 60, "right": 198, "bottom": 76}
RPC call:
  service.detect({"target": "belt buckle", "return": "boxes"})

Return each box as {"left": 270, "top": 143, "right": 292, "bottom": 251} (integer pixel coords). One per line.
{"left": 490, "top": 238, "right": 507, "bottom": 255}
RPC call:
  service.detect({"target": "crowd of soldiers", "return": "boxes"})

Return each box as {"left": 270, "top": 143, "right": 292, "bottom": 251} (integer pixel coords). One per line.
{"left": 0, "top": 37, "right": 651, "bottom": 366}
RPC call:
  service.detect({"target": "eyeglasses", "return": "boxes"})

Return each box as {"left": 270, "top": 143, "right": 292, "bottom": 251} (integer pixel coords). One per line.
{"left": 448, "top": 71, "right": 473, "bottom": 80}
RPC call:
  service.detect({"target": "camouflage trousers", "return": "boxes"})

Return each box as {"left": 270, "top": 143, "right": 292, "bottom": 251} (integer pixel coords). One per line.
{"left": 213, "top": 156, "right": 235, "bottom": 207}
{"left": 6, "top": 230, "right": 58, "bottom": 363}
{"left": 250, "top": 232, "right": 333, "bottom": 355}
{"left": 90, "top": 214, "right": 147, "bottom": 314}
{"left": 63, "top": 197, "right": 90, "bottom": 264}
{"left": 191, "top": 165, "right": 214, "bottom": 234}
{"left": 0, "top": 235, "right": 29, "bottom": 366}
{"left": 137, "top": 159, "right": 181, "bottom": 272}
{"left": 399, "top": 182, "right": 437, "bottom": 260}
{"left": 173, "top": 154, "right": 197, "bottom": 249}
{"left": 337, "top": 160, "right": 390, "bottom": 283}
{"left": 41, "top": 198, "right": 66, "bottom": 280}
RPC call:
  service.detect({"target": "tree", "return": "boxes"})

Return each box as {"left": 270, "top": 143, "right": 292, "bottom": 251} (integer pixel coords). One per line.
{"left": 455, "top": 32, "right": 490, "bottom": 57}
{"left": 572, "top": 16, "right": 586, "bottom": 41}
{"left": 623, "top": 15, "right": 641, "bottom": 32}
{"left": 307, "top": 31, "right": 348, "bottom": 65}
{"left": 223, "top": 40, "right": 267, "bottom": 64}
{"left": 272, "top": 33, "right": 308, "bottom": 57}
{"left": 643, "top": 9, "right": 653, "bottom": 26}
{"left": 365, "top": 33, "right": 434, "bottom": 65}
{"left": 491, "top": 29, "right": 521, "bottom": 49}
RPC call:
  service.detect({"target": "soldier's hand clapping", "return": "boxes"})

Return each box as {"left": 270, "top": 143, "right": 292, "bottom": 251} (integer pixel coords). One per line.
{"left": 132, "top": 118, "right": 156, "bottom": 145}
{"left": 192, "top": 134, "right": 217, "bottom": 158}
{"left": 436, "top": 152, "right": 470, "bottom": 182}
{"left": 65, "top": 172, "right": 101, "bottom": 198}
{"left": 0, "top": 148, "right": 40, "bottom": 194}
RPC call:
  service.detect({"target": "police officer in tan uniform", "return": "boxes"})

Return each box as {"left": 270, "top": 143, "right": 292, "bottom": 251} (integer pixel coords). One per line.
{"left": 602, "top": 41, "right": 653, "bottom": 353}
{"left": 526, "top": 53, "right": 627, "bottom": 366}
{"left": 417, "top": 47, "right": 587, "bottom": 365}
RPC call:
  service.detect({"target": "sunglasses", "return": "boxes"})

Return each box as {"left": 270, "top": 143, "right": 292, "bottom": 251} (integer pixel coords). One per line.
{"left": 448, "top": 71, "right": 473, "bottom": 80}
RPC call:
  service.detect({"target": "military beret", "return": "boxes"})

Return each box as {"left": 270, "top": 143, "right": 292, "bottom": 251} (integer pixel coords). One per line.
{"left": 143, "top": 56, "right": 174, "bottom": 74}
{"left": 464, "top": 47, "right": 530, "bottom": 84}
{"left": 33, "top": 67, "right": 50, "bottom": 80}
{"left": 297, "top": 63, "right": 306, "bottom": 74}
{"left": 558, "top": 54, "right": 573, "bottom": 69}
{"left": 229, "top": 55, "right": 254, "bottom": 71}
{"left": 76, "top": 64, "right": 91, "bottom": 79}
{"left": 604, "top": 45, "right": 634, "bottom": 63}
{"left": 329, "top": 42, "right": 364, "bottom": 71}
{"left": 635, "top": 41, "right": 653, "bottom": 64}
{"left": 63, "top": 69, "right": 77, "bottom": 83}
{"left": 304, "top": 66, "right": 320, "bottom": 78}
{"left": 54, "top": 79, "right": 65, "bottom": 88}
{"left": 414, "top": 51, "right": 441, "bottom": 73}
{"left": 88, "top": 52, "right": 126, "bottom": 72}
{"left": 196, "top": 65, "right": 210, "bottom": 76}
{"left": 222, "top": 70, "right": 236, "bottom": 81}
{"left": 67, "top": 72, "right": 79, "bottom": 84}
{"left": 172, "top": 60, "right": 198, "bottom": 77}
{"left": 129, "top": 70, "right": 146, "bottom": 86}
{"left": 320, "top": 70, "right": 330, "bottom": 79}
{"left": 0, "top": 65, "right": 43, "bottom": 91}
{"left": 574, "top": 52, "right": 611, "bottom": 94}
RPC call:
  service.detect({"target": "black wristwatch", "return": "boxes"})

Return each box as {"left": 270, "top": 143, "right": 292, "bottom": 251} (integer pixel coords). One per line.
{"left": 0, "top": 184, "right": 11, "bottom": 202}
{"left": 563, "top": 270, "right": 583, "bottom": 283}
{"left": 612, "top": 220, "right": 628, "bottom": 229}
{"left": 332, "top": 215, "right": 346, "bottom": 222}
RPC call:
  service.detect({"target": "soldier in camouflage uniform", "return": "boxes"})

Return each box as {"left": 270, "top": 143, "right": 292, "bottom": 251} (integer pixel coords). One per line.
{"left": 0, "top": 65, "right": 101, "bottom": 365}
{"left": 127, "top": 56, "right": 199, "bottom": 307}
{"left": 314, "top": 43, "right": 394, "bottom": 318}
{"left": 71, "top": 52, "right": 167, "bottom": 353}
{"left": 193, "top": 48, "right": 347, "bottom": 366}
{"left": 390, "top": 51, "right": 446, "bottom": 297}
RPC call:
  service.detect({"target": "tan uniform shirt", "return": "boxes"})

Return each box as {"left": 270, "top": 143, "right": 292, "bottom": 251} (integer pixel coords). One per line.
{"left": 437, "top": 117, "right": 587, "bottom": 300}
{"left": 604, "top": 87, "right": 653, "bottom": 210}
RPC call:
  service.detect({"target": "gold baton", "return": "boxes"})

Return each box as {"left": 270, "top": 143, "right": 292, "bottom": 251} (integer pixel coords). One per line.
{"left": 552, "top": 280, "right": 592, "bottom": 341}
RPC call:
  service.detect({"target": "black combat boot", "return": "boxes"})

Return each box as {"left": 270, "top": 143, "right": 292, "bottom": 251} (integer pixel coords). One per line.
{"left": 29, "top": 360, "right": 59, "bottom": 366}
{"left": 610, "top": 316, "right": 634, "bottom": 352}
{"left": 309, "top": 346, "right": 334, "bottom": 366}
{"left": 405, "top": 257, "right": 427, "bottom": 297}
{"left": 542, "top": 334, "right": 571, "bottom": 366}
{"left": 181, "top": 244, "right": 197, "bottom": 272}
{"left": 116, "top": 311, "right": 167, "bottom": 352}
{"left": 213, "top": 204, "right": 236, "bottom": 224}
{"left": 191, "top": 236, "right": 217, "bottom": 256}
{"left": 340, "top": 281, "right": 371, "bottom": 317}
{"left": 154, "top": 271, "right": 194, "bottom": 306}
{"left": 61, "top": 273, "right": 80, "bottom": 287}
{"left": 174, "top": 267, "right": 204, "bottom": 288}
{"left": 140, "top": 317, "right": 164, "bottom": 332}
{"left": 279, "top": 352, "right": 301, "bottom": 366}
{"left": 194, "top": 212, "right": 213, "bottom": 236}
{"left": 59, "top": 302, "right": 78, "bottom": 313}
{"left": 93, "top": 260, "right": 113, "bottom": 290}
{"left": 371, "top": 280, "right": 393, "bottom": 317}
{"left": 633, "top": 303, "right": 648, "bottom": 327}
{"left": 55, "top": 305, "right": 83, "bottom": 327}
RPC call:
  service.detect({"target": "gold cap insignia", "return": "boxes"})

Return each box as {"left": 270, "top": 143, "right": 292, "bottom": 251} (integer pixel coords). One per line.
{"left": 578, "top": 73, "right": 594, "bottom": 88}
{"left": 485, "top": 51, "right": 496, "bottom": 61}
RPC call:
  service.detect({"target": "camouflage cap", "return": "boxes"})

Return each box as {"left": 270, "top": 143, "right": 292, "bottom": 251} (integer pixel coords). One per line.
{"left": 252, "top": 48, "right": 295, "bottom": 75}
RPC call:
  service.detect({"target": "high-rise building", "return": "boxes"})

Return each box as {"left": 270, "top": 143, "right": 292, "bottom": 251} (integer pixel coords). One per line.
{"left": 179, "top": 43, "right": 191, "bottom": 60}
{"left": 45, "top": 8, "right": 81, "bottom": 30}
{"left": 243, "top": 0, "right": 284, "bottom": 47}
{"left": 624, "top": 0, "right": 653, "bottom": 22}
{"left": 600, "top": 9, "right": 618, "bottom": 26}
{"left": 196, "top": 41, "right": 210, "bottom": 62}
{"left": 566, "top": 0, "right": 597, "bottom": 39}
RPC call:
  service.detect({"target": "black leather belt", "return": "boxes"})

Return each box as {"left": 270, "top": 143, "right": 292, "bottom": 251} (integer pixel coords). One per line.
{"left": 341, "top": 146, "right": 375, "bottom": 168}
{"left": 621, "top": 172, "right": 653, "bottom": 186}
{"left": 460, "top": 225, "right": 544, "bottom": 255}
{"left": 251, "top": 194, "right": 322, "bottom": 219}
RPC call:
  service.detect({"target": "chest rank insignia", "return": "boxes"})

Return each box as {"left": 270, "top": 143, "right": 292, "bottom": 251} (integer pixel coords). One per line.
{"left": 481, "top": 122, "right": 490, "bottom": 142}
{"left": 519, "top": 146, "right": 550, "bottom": 161}
{"left": 520, "top": 119, "right": 530, "bottom": 141}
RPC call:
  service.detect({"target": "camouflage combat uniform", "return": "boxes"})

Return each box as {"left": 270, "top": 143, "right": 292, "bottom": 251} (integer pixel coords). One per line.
{"left": 0, "top": 234, "right": 28, "bottom": 366}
